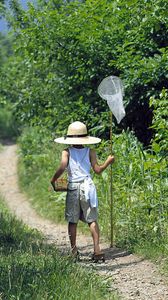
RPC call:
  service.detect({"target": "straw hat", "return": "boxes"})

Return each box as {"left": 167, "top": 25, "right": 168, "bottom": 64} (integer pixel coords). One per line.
{"left": 54, "top": 121, "right": 101, "bottom": 145}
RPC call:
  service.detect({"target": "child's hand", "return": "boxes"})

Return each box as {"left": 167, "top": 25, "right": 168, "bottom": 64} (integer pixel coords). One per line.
{"left": 107, "top": 155, "right": 115, "bottom": 165}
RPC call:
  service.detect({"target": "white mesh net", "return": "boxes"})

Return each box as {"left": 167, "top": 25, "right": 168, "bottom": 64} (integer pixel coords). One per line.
{"left": 98, "top": 76, "right": 125, "bottom": 123}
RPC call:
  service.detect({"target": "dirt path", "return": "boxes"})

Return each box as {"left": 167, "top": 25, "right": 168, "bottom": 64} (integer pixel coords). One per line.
{"left": 0, "top": 144, "right": 168, "bottom": 300}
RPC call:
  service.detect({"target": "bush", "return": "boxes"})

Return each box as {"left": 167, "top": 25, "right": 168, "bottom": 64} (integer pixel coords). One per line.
{"left": 150, "top": 88, "right": 168, "bottom": 157}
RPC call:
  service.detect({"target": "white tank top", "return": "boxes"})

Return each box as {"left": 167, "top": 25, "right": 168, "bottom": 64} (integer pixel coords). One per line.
{"left": 67, "top": 147, "right": 91, "bottom": 182}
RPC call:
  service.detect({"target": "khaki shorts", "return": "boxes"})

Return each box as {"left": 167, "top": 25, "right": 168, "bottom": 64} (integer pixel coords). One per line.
{"left": 65, "top": 182, "right": 97, "bottom": 224}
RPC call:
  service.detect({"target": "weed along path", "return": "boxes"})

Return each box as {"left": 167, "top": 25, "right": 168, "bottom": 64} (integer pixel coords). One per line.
{"left": 0, "top": 144, "right": 168, "bottom": 300}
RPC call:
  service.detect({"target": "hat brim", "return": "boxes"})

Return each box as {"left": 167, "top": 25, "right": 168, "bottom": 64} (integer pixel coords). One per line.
{"left": 54, "top": 136, "right": 101, "bottom": 145}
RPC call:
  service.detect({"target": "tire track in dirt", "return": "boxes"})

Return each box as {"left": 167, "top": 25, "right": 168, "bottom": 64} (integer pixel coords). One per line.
{"left": 0, "top": 144, "right": 168, "bottom": 300}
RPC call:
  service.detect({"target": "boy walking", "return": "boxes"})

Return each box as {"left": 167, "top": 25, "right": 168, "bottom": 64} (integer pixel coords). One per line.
{"left": 51, "top": 121, "right": 114, "bottom": 260}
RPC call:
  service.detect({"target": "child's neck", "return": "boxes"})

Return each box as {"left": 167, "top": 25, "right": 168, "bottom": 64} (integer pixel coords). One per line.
{"left": 72, "top": 145, "right": 84, "bottom": 149}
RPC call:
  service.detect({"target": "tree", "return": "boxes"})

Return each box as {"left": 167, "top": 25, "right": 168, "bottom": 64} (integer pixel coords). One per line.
{"left": 0, "top": 0, "right": 6, "bottom": 17}
{"left": 1, "top": 0, "right": 168, "bottom": 144}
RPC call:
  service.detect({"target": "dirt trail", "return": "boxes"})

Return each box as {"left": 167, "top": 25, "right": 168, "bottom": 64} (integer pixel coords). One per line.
{"left": 0, "top": 144, "right": 168, "bottom": 300}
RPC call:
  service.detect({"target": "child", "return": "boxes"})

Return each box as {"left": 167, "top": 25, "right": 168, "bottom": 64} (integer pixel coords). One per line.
{"left": 51, "top": 121, "right": 114, "bottom": 260}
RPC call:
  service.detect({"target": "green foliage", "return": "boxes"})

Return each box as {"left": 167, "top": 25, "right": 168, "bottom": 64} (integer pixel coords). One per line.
{"left": 0, "top": 34, "right": 14, "bottom": 110}
{"left": 97, "top": 131, "right": 167, "bottom": 250}
{"left": 0, "top": 196, "right": 115, "bottom": 300}
{"left": 149, "top": 88, "right": 168, "bottom": 157}
{"left": 1, "top": 0, "right": 167, "bottom": 144}
{"left": 0, "top": 1, "right": 5, "bottom": 17}
{"left": 0, "top": 33, "right": 13, "bottom": 65}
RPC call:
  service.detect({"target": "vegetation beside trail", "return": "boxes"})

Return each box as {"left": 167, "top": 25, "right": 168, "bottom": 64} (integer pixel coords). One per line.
{"left": 0, "top": 196, "right": 116, "bottom": 300}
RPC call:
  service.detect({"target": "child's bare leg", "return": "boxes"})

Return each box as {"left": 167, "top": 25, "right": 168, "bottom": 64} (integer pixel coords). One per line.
{"left": 88, "top": 221, "right": 101, "bottom": 254}
{"left": 68, "top": 222, "right": 78, "bottom": 253}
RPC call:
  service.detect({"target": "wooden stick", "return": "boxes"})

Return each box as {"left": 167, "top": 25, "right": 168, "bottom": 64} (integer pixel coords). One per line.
{"left": 109, "top": 111, "right": 114, "bottom": 247}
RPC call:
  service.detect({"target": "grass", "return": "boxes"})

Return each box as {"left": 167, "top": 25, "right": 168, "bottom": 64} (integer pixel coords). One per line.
{"left": 134, "top": 241, "right": 168, "bottom": 276}
{"left": 0, "top": 196, "right": 119, "bottom": 300}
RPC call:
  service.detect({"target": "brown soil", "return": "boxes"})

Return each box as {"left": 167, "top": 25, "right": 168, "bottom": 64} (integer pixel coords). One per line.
{"left": 0, "top": 144, "right": 168, "bottom": 300}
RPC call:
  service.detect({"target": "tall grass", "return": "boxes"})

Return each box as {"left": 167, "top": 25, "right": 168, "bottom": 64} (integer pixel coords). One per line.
{"left": 18, "top": 127, "right": 168, "bottom": 263}
{"left": 96, "top": 132, "right": 167, "bottom": 251}
{"left": 0, "top": 196, "right": 117, "bottom": 300}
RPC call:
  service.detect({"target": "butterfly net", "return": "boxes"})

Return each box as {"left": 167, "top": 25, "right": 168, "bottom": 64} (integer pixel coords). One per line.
{"left": 98, "top": 76, "right": 125, "bottom": 123}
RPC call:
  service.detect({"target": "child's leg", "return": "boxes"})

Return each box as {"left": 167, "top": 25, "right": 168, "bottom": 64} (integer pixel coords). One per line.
{"left": 88, "top": 221, "right": 101, "bottom": 254}
{"left": 68, "top": 222, "right": 78, "bottom": 253}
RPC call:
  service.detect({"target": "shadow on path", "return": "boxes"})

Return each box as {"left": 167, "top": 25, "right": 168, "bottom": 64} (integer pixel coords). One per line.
{"left": 0, "top": 138, "right": 16, "bottom": 146}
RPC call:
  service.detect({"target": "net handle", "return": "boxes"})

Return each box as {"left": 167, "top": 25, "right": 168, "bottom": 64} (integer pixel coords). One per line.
{"left": 110, "top": 111, "right": 114, "bottom": 247}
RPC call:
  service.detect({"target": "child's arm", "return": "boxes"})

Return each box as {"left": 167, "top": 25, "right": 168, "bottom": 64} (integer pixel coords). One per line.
{"left": 90, "top": 149, "right": 114, "bottom": 175}
{"left": 50, "top": 149, "right": 69, "bottom": 190}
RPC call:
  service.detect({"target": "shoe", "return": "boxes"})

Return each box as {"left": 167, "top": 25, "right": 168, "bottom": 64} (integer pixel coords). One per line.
{"left": 71, "top": 249, "right": 80, "bottom": 261}
{"left": 91, "top": 252, "right": 105, "bottom": 262}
